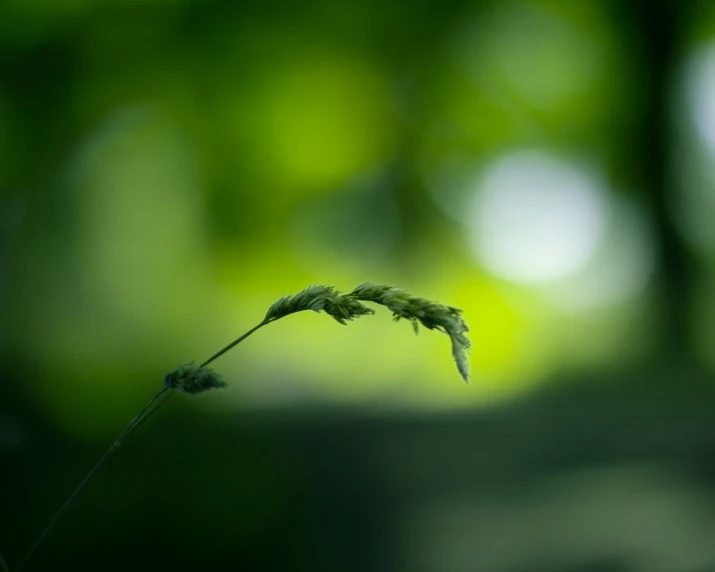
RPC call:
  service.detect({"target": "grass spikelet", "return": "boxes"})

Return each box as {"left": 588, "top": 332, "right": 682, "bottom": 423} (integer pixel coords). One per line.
{"left": 349, "top": 282, "right": 471, "bottom": 383}
{"left": 264, "top": 284, "right": 335, "bottom": 321}
{"left": 164, "top": 362, "right": 226, "bottom": 395}
{"left": 264, "top": 284, "right": 374, "bottom": 325}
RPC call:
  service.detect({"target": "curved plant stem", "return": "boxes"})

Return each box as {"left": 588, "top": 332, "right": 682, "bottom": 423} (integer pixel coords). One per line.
{"left": 11, "top": 281, "right": 471, "bottom": 570}
{"left": 199, "top": 320, "right": 268, "bottom": 367}
{"left": 14, "top": 300, "right": 362, "bottom": 570}
{"left": 1, "top": 551, "right": 9, "bottom": 572}
{"left": 14, "top": 387, "right": 170, "bottom": 572}
{"left": 117, "top": 389, "right": 174, "bottom": 445}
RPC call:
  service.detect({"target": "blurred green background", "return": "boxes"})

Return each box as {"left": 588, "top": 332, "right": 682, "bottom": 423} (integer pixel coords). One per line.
{"left": 3, "top": 0, "right": 715, "bottom": 570}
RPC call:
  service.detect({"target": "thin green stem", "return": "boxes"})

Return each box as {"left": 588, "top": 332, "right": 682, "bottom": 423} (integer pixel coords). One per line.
{"left": 199, "top": 320, "right": 269, "bottom": 367}
{"left": 1, "top": 551, "right": 9, "bottom": 572}
{"left": 118, "top": 390, "right": 174, "bottom": 445}
{"left": 116, "top": 387, "right": 170, "bottom": 446}
{"left": 14, "top": 387, "right": 170, "bottom": 572}
{"left": 15, "top": 316, "right": 275, "bottom": 571}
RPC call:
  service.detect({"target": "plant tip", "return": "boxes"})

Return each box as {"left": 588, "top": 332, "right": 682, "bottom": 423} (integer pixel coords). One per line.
{"left": 349, "top": 282, "right": 471, "bottom": 382}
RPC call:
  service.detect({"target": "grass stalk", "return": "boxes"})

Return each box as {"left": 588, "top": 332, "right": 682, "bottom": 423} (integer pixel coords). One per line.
{"left": 12, "top": 282, "right": 469, "bottom": 571}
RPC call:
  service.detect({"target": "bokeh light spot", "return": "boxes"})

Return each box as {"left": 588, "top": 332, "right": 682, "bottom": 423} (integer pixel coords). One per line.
{"left": 685, "top": 40, "right": 715, "bottom": 154}
{"left": 543, "top": 195, "right": 655, "bottom": 310}
{"left": 468, "top": 151, "right": 608, "bottom": 284}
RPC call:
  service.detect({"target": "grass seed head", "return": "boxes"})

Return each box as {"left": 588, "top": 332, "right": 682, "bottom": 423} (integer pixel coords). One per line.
{"left": 164, "top": 362, "right": 227, "bottom": 394}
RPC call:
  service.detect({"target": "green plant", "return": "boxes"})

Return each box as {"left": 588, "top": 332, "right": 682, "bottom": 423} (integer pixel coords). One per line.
{"left": 7, "top": 282, "right": 470, "bottom": 571}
